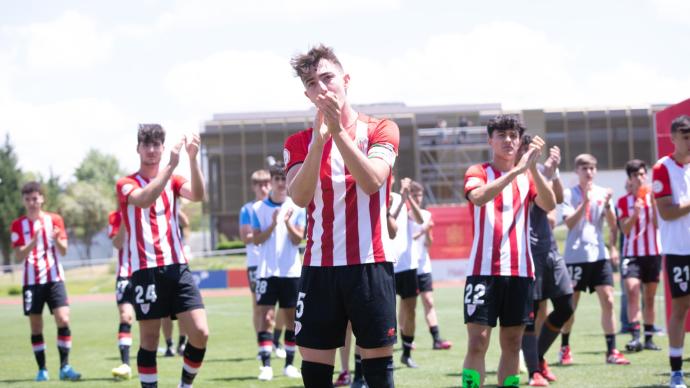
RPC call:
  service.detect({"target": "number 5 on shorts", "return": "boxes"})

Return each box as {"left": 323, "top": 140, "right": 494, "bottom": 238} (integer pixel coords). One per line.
{"left": 295, "top": 292, "right": 306, "bottom": 318}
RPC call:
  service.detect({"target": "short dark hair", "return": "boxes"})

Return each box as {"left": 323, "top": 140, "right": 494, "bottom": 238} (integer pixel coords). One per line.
{"left": 625, "top": 159, "right": 647, "bottom": 177}
{"left": 21, "top": 181, "right": 43, "bottom": 196}
{"left": 137, "top": 124, "right": 165, "bottom": 145}
{"left": 290, "top": 44, "right": 344, "bottom": 82}
{"left": 269, "top": 161, "right": 286, "bottom": 178}
{"left": 410, "top": 181, "right": 424, "bottom": 193}
{"left": 671, "top": 115, "right": 690, "bottom": 133}
{"left": 487, "top": 114, "right": 525, "bottom": 137}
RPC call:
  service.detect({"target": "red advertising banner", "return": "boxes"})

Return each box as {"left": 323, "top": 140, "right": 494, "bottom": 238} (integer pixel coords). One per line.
{"left": 427, "top": 204, "right": 473, "bottom": 260}
{"left": 657, "top": 98, "right": 690, "bottom": 331}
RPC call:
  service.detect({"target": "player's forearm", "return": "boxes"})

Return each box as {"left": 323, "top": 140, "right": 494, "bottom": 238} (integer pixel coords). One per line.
{"left": 657, "top": 201, "right": 690, "bottom": 221}
{"left": 288, "top": 143, "right": 324, "bottom": 208}
{"left": 390, "top": 194, "right": 406, "bottom": 219}
{"left": 387, "top": 214, "right": 397, "bottom": 239}
{"left": 55, "top": 239, "right": 68, "bottom": 256}
{"left": 331, "top": 132, "right": 388, "bottom": 195}
{"left": 564, "top": 203, "right": 586, "bottom": 230}
{"left": 285, "top": 224, "right": 303, "bottom": 245}
{"left": 467, "top": 168, "right": 520, "bottom": 207}
{"left": 112, "top": 230, "right": 124, "bottom": 249}
{"left": 532, "top": 167, "right": 556, "bottom": 212}
{"left": 552, "top": 178, "right": 564, "bottom": 204}
{"left": 131, "top": 166, "right": 174, "bottom": 208}
{"left": 252, "top": 226, "right": 275, "bottom": 245}
{"left": 407, "top": 196, "right": 424, "bottom": 225}
{"left": 619, "top": 215, "right": 638, "bottom": 235}
{"left": 14, "top": 243, "right": 36, "bottom": 262}
{"left": 188, "top": 157, "right": 206, "bottom": 202}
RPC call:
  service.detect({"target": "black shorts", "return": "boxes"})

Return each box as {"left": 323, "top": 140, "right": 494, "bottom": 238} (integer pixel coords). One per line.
{"left": 130, "top": 264, "right": 204, "bottom": 321}
{"left": 533, "top": 250, "right": 573, "bottom": 301}
{"left": 621, "top": 255, "right": 662, "bottom": 283}
{"left": 666, "top": 255, "right": 690, "bottom": 298}
{"left": 256, "top": 277, "right": 300, "bottom": 308}
{"left": 395, "top": 269, "right": 419, "bottom": 299}
{"left": 23, "top": 281, "right": 69, "bottom": 316}
{"left": 115, "top": 276, "right": 134, "bottom": 305}
{"left": 296, "top": 262, "right": 397, "bottom": 350}
{"left": 247, "top": 266, "right": 258, "bottom": 294}
{"left": 417, "top": 273, "right": 433, "bottom": 293}
{"left": 463, "top": 275, "right": 533, "bottom": 327}
{"left": 566, "top": 260, "right": 614, "bottom": 293}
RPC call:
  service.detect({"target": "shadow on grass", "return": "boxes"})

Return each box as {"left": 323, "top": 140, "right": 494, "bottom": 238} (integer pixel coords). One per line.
{"left": 0, "top": 379, "right": 36, "bottom": 384}
{"left": 203, "top": 357, "right": 255, "bottom": 363}
{"left": 1, "top": 377, "right": 114, "bottom": 384}
{"left": 446, "top": 370, "right": 496, "bottom": 377}
{"left": 632, "top": 385, "right": 668, "bottom": 388}
{"left": 209, "top": 376, "right": 256, "bottom": 382}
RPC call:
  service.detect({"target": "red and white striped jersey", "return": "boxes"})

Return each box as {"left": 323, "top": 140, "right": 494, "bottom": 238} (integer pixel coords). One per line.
{"left": 464, "top": 163, "right": 537, "bottom": 278}
{"left": 616, "top": 193, "right": 661, "bottom": 257}
{"left": 108, "top": 210, "right": 131, "bottom": 278}
{"left": 116, "top": 173, "right": 188, "bottom": 273}
{"left": 652, "top": 155, "right": 690, "bottom": 255}
{"left": 283, "top": 113, "right": 399, "bottom": 267}
{"left": 11, "top": 212, "right": 67, "bottom": 286}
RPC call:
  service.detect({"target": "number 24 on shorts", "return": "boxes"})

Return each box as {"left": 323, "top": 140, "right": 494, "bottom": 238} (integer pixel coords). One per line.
{"left": 135, "top": 284, "right": 157, "bottom": 304}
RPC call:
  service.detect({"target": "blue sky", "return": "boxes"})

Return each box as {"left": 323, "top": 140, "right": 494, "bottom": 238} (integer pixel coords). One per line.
{"left": 1, "top": 0, "right": 689, "bottom": 180}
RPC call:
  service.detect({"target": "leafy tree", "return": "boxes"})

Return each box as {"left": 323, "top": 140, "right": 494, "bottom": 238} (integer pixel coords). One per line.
{"left": 59, "top": 182, "right": 114, "bottom": 261}
{"left": 0, "top": 134, "right": 24, "bottom": 266}
{"left": 74, "top": 149, "right": 123, "bottom": 189}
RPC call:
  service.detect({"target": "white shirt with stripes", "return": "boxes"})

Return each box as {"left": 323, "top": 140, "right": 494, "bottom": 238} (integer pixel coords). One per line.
{"left": 11, "top": 212, "right": 66, "bottom": 286}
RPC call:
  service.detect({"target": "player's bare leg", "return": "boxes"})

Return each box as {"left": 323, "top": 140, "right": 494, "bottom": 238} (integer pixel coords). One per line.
{"left": 641, "top": 282, "right": 660, "bottom": 350}
{"left": 335, "top": 324, "right": 352, "bottom": 386}
{"left": 463, "top": 323, "right": 492, "bottom": 387}
{"left": 624, "top": 277, "right": 644, "bottom": 351}
{"left": 399, "top": 296, "right": 418, "bottom": 367}
{"left": 497, "top": 325, "right": 524, "bottom": 387}
{"left": 257, "top": 304, "right": 276, "bottom": 380}
{"left": 112, "top": 303, "right": 134, "bottom": 379}
{"left": 177, "top": 308, "right": 209, "bottom": 387}
{"left": 559, "top": 291, "right": 580, "bottom": 365}
{"left": 279, "top": 307, "right": 300, "bottom": 378}
{"left": 596, "top": 285, "right": 628, "bottom": 364}
{"left": 421, "top": 290, "right": 452, "bottom": 349}
{"left": 161, "top": 316, "right": 175, "bottom": 356}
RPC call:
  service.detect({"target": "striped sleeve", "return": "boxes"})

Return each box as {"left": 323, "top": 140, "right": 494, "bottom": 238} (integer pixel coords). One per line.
{"left": 10, "top": 219, "right": 24, "bottom": 248}
{"left": 652, "top": 162, "right": 672, "bottom": 198}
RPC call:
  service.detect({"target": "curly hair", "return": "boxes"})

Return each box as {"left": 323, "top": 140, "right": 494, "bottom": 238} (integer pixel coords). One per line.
{"left": 290, "top": 44, "right": 343, "bottom": 82}
{"left": 486, "top": 114, "right": 525, "bottom": 137}
{"left": 137, "top": 124, "right": 165, "bottom": 145}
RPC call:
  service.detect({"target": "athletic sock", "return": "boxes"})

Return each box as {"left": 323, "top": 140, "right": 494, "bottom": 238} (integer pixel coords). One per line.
{"left": 284, "top": 330, "right": 296, "bottom": 367}
{"left": 462, "top": 368, "right": 480, "bottom": 388}
{"left": 429, "top": 325, "right": 441, "bottom": 342}
{"left": 273, "top": 328, "right": 283, "bottom": 348}
{"left": 630, "top": 321, "right": 641, "bottom": 341}
{"left": 401, "top": 335, "right": 414, "bottom": 358}
{"left": 605, "top": 334, "right": 616, "bottom": 355}
{"left": 181, "top": 343, "right": 205, "bottom": 387}
{"left": 166, "top": 338, "right": 173, "bottom": 349}
{"left": 538, "top": 320, "right": 561, "bottom": 361}
{"left": 502, "top": 374, "right": 520, "bottom": 387}
{"left": 118, "top": 323, "right": 132, "bottom": 365}
{"left": 137, "top": 348, "right": 157, "bottom": 388}
{"left": 644, "top": 324, "right": 654, "bottom": 343}
{"left": 354, "top": 353, "right": 363, "bottom": 380}
{"left": 522, "top": 333, "right": 539, "bottom": 375}
{"left": 31, "top": 334, "right": 46, "bottom": 370}
{"left": 362, "top": 356, "right": 394, "bottom": 388}
{"left": 561, "top": 332, "right": 570, "bottom": 347}
{"left": 257, "top": 331, "right": 272, "bottom": 367}
{"left": 178, "top": 335, "right": 187, "bottom": 348}
{"left": 57, "top": 326, "right": 72, "bottom": 368}
{"left": 670, "top": 347, "right": 684, "bottom": 372}
{"left": 301, "top": 360, "right": 334, "bottom": 388}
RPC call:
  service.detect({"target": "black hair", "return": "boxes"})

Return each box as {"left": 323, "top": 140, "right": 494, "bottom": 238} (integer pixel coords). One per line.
{"left": 671, "top": 115, "right": 690, "bottom": 133}
{"left": 21, "top": 181, "right": 43, "bottom": 196}
{"left": 487, "top": 114, "right": 525, "bottom": 137}
{"left": 624, "top": 159, "right": 647, "bottom": 178}
{"left": 270, "top": 161, "right": 286, "bottom": 177}
{"left": 137, "top": 124, "right": 165, "bottom": 145}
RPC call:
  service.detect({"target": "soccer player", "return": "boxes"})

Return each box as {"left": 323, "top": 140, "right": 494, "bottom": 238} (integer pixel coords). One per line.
{"left": 389, "top": 176, "right": 423, "bottom": 368}
{"left": 652, "top": 115, "right": 690, "bottom": 388}
{"left": 108, "top": 209, "right": 134, "bottom": 379}
{"left": 409, "top": 181, "right": 453, "bottom": 351}
{"left": 252, "top": 162, "right": 305, "bottom": 381}
{"left": 462, "top": 115, "right": 556, "bottom": 388}
{"left": 516, "top": 138, "right": 574, "bottom": 386}
{"left": 616, "top": 159, "right": 662, "bottom": 352}
{"left": 11, "top": 181, "right": 82, "bottom": 381}
{"left": 116, "top": 124, "right": 208, "bottom": 388}
{"left": 559, "top": 154, "right": 629, "bottom": 365}
{"left": 284, "top": 44, "right": 399, "bottom": 388}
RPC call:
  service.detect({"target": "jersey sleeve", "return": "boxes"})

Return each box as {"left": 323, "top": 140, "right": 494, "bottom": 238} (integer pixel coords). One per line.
{"left": 284, "top": 130, "right": 311, "bottom": 174}
{"left": 10, "top": 219, "right": 24, "bottom": 248}
{"left": 616, "top": 196, "right": 629, "bottom": 220}
{"left": 367, "top": 119, "right": 400, "bottom": 168}
{"left": 293, "top": 207, "right": 307, "bottom": 228}
{"left": 51, "top": 214, "right": 67, "bottom": 241}
{"left": 250, "top": 205, "right": 262, "bottom": 230}
{"left": 239, "top": 204, "right": 252, "bottom": 226}
{"left": 171, "top": 175, "right": 188, "bottom": 197}
{"left": 464, "top": 164, "right": 487, "bottom": 198}
{"left": 652, "top": 162, "right": 672, "bottom": 199}
{"left": 116, "top": 177, "right": 139, "bottom": 208}
{"left": 561, "top": 188, "right": 575, "bottom": 219}
{"left": 108, "top": 211, "right": 121, "bottom": 238}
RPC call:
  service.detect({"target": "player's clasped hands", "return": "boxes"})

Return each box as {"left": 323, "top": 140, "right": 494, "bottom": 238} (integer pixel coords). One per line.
{"left": 315, "top": 91, "right": 343, "bottom": 135}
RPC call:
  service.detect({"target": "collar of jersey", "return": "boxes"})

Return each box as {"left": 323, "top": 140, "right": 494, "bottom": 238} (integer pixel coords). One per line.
{"left": 264, "top": 196, "right": 284, "bottom": 207}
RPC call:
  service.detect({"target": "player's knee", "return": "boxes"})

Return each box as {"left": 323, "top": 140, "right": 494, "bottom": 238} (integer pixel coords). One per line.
{"left": 500, "top": 334, "right": 522, "bottom": 352}
{"left": 549, "top": 295, "right": 574, "bottom": 327}
{"left": 467, "top": 334, "right": 489, "bottom": 354}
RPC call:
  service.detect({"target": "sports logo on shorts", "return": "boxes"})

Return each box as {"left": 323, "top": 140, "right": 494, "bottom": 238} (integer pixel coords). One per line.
{"left": 681, "top": 282, "right": 688, "bottom": 293}
{"left": 467, "top": 304, "right": 476, "bottom": 316}
{"left": 652, "top": 180, "right": 663, "bottom": 194}
{"left": 294, "top": 321, "right": 302, "bottom": 336}
{"left": 141, "top": 303, "right": 150, "bottom": 315}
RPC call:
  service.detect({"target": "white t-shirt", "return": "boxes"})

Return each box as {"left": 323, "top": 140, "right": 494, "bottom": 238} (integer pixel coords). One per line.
{"left": 251, "top": 196, "right": 306, "bottom": 278}
{"left": 412, "top": 209, "right": 433, "bottom": 275}
{"left": 391, "top": 192, "right": 416, "bottom": 273}
{"left": 561, "top": 184, "right": 612, "bottom": 264}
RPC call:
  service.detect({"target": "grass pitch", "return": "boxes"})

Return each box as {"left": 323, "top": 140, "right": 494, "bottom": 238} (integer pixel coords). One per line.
{"left": 0, "top": 274, "right": 676, "bottom": 387}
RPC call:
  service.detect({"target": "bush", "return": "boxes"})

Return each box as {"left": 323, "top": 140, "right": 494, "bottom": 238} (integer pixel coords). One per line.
{"left": 7, "top": 286, "right": 21, "bottom": 296}
{"left": 216, "top": 240, "right": 245, "bottom": 250}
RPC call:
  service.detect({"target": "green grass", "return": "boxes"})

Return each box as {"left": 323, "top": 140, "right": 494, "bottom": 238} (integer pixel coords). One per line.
{"left": 0, "top": 279, "right": 676, "bottom": 387}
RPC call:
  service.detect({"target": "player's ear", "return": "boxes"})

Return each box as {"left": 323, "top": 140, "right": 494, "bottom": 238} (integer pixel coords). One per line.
{"left": 343, "top": 73, "right": 351, "bottom": 92}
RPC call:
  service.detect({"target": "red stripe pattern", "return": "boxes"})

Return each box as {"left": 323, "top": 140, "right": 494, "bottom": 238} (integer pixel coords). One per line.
{"left": 11, "top": 213, "right": 66, "bottom": 286}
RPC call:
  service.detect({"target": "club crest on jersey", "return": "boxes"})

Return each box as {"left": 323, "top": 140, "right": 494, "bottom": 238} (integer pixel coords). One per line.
{"left": 467, "top": 304, "right": 477, "bottom": 316}
{"left": 681, "top": 282, "right": 688, "bottom": 293}
{"left": 356, "top": 137, "right": 369, "bottom": 154}
{"left": 652, "top": 180, "right": 663, "bottom": 194}
{"left": 283, "top": 148, "right": 290, "bottom": 166}
{"left": 141, "top": 303, "right": 150, "bottom": 315}
{"left": 294, "top": 321, "right": 302, "bottom": 336}
{"left": 10, "top": 232, "right": 19, "bottom": 243}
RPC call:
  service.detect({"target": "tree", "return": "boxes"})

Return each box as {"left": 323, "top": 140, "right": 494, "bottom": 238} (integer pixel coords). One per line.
{"left": 59, "top": 181, "right": 114, "bottom": 261}
{"left": 0, "top": 134, "right": 24, "bottom": 266}
{"left": 74, "top": 149, "right": 123, "bottom": 189}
